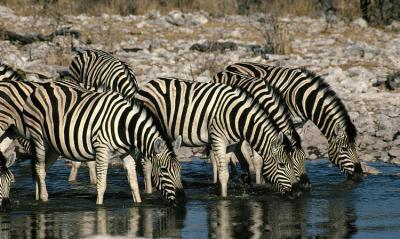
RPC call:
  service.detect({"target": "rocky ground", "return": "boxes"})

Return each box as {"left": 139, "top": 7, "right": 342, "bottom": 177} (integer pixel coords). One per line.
{"left": 1, "top": 5, "right": 399, "bottom": 165}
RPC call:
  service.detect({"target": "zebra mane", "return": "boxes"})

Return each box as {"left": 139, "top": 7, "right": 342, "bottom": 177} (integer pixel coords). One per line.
{"left": 0, "top": 62, "right": 25, "bottom": 81}
{"left": 129, "top": 98, "right": 176, "bottom": 155}
{"left": 299, "top": 67, "right": 357, "bottom": 142}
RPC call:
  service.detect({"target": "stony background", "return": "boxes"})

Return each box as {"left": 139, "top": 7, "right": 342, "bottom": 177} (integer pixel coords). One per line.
{"left": 0, "top": 5, "right": 399, "bottom": 164}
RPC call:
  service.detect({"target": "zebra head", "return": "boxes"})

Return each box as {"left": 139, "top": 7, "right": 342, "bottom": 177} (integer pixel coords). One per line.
{"left": 262, "top": 132, "right": 299, "bottom": 198}
{"left": 0, "top": 154, "right": 15, "bottom": 211}
{"left": 286, "top": 130, "right": 310, "bottom": 190}
{"left": 328, "top": 123, "right": 362, "bottom": 180}
{"left": 151, "top": 137, "right": 186, "bottom": 207}
{"left": 290, "top": 147, "right": 310, "bottom": 189}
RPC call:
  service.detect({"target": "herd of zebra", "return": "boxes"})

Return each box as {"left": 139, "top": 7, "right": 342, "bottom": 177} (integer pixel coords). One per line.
{"left": 0, "top": 49, "right": 363, "bottom": 209}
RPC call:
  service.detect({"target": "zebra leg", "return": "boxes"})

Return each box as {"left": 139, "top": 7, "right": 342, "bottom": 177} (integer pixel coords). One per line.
{"left": 210, "top": 131, "right": 229, "bottom": 197}
{"left": 252, "top": 150, "right": 264, "bottom": 185}
{"left": 68, "top": 161, "right": 81, "bottom": 182}
{"left": 210, "top": 150, "right": 218, "bottom": 184}
{"left": 33, "top": 144, "right": 48, "bottom": 201}
{"left": 95, "top": 147, "right": 110, "bottom": 205}
{"left": 142, "top": 160, "right": 153, "bottom": 194}
{"left": 87, "top": 161, "right": 97, "bottom": 184}
{"left": 122, "top": 154, "right": 141, "bottom": 203}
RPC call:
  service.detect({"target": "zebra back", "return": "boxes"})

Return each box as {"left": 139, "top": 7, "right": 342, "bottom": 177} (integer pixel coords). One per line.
{"left": 136, "top": 78, "right": 298, "bottom": 193}
{"left": 69, "top": 49, "right": 138, "bottom": 101}
{"left": 225, "top": 62, "right": 357, "bottom": 143}
{"left": 213, "top": 71, "right": 301, "bottom": 147}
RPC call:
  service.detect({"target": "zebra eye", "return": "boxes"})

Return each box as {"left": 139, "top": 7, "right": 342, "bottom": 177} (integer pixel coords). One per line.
{"left": 278, "top": 162, "right": 285, "bottom": 168}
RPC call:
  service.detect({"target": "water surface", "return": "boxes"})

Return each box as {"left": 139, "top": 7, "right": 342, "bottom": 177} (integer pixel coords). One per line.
{"left": 1, "top": 158, "right": 399, "bottom": 238}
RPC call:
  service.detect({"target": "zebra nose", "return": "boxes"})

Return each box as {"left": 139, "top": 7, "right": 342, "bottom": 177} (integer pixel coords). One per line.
{"left": 298, "top": 174, "right": 311, "bottom": 191}
{"left": 0, "top": 198, "right": 11, "bottom": 211}
{"left": 175, "top": 189, "right": 187, "bottom": 205}
{"left": 292, "top": 183, "right": 303, "bottom": 198}
{"left": 348, "top": 163, "right": 363, "bottom": 182}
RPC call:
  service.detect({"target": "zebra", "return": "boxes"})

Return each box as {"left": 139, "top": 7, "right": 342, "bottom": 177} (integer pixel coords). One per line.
{"left": 224, "top": 62, "right": 362, "bottom": 179}
{"left": 0, "top": 153, "right": 14, "bottom": 211}
{"left": 0, "top": 62, "right": 99, "bottom": 184}
{"left": 135, "top": 77, "right": 298, "bottom": 197}
{"left": 0, "top": 63, "right": 24, "bottom": 81}
{"left": 213, "top": 71, "right": 309, "bottom": 188}
{"left": 67, "top": 49, "right": 145, "bottom": 185}
{"left": 69, "top": 49, "right": 139, "bottom": 101}
{"left": 22, "top": 81, "right": 185, "bottom": 205}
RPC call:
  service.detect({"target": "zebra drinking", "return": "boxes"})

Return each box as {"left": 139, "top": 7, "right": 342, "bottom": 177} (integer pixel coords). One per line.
{"left": 224, "top": 63, "right": 362, "bottom": 180}
{"left": 67, "top": 49, "right": 149, "bottom": 187}
{"left": 135, "top": 77, "right": 298, "bottom": 197}
{"left": 213, "top": 71, "right": 309, "bottom": 189}
{"left": 22, "top": 81, "right": 185, "bottom": 205}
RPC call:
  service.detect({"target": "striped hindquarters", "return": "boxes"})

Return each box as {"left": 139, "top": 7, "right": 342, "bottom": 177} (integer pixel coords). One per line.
{"left": 69, "top": 49, "right": 138, "bottom": 101}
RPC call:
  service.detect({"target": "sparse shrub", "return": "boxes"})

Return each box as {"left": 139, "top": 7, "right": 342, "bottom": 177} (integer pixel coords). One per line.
{"left": 249, "top": 15, "right": 292, "bottom": 56}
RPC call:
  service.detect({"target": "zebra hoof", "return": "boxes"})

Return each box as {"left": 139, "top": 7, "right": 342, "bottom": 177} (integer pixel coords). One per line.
{"left": 40, "top": 191, "right": 49, "bottom": 201}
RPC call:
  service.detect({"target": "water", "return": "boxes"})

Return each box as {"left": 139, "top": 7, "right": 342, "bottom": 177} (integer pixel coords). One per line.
{"left": 1, "top": 158, "right": 399, "bottom": 238}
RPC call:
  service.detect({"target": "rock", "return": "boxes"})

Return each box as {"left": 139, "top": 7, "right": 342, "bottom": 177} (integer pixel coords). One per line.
{"left": 165, "top": 10, "right": 186, "bottom": 26}
{"left": 384, "top": 71, "right": 400, "bottom": 90}
{"left": 309, "top": 153, "right": 318, "bottom": 160}
{"left": 146, "top": 9, "right": 160, "bottom": 20}
{"left": 391, "top": 158, "right": 400, "bottom": 165}
{"left": 165, "top": 10, "right": 208, "bottom": 27}
{"left": 23, "top": 61, "right": 58, "bottom": 79}
{"left": 186, "top": 13, "right": 208, "bottom": 26}
{"left": 386, "top": 20, "right": 400, "bottom": 31}
{"left": 361, "top": 162, "right": 381, "bottom": 175}
{"left": 347, "top": 44, "right": 365, "bottom": 57}
{"left": 388, "top": 148, "right": 400, "bottom": 158}
{"left": 352, "top": 18, "right": 368, "bottom": 28}
{"left": 324, "top": 67, "right": 347, "bottom": 83}
{"left": 190, "top": 41, "right": 238, "bottom": 52}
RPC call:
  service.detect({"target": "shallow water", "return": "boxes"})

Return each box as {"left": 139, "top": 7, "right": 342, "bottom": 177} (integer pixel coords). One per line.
{"left": 1, "top": 158, "right": 399, "bottom": 238}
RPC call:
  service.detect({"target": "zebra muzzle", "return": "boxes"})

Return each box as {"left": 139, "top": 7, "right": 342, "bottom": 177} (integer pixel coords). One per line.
{"left": 298, "top": 174, "right": 311, "bottom": 191}
{"left": 0, "top": 198, "right": 11, "bottom": 211}
{"left": 175, "top": 188, "right": 187, "bottom": 205}
{"left": 347, "top": 163, "right": 363, "bottom": 182}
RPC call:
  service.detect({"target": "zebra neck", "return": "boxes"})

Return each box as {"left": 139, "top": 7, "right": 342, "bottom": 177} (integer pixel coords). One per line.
{"left": 125, "top": 107, "right": 157, "bottom": 157}
{"left": 239, "top": 106, "right": 271, "bottom": 158}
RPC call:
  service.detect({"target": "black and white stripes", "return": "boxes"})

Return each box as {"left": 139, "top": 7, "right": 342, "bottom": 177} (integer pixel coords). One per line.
{"left": 213, "top": 71, "right": 309, "bottom": 187}
{"left": 224, "top": 62, "right": 362, "bottom": 179}
{"left": 135, "top": 77, "right": 298, "bottom": 197}
{"left": 69, "top": 49, "right": 139, "bottom": 101}
{"left": 22, "top": 81, "right": 184, "bottom": 205}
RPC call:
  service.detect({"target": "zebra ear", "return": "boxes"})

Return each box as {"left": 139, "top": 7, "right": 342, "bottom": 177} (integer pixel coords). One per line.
{"left": 154, "top": 137, "right": 166, "bottom": 154}
{"left": 334, "top": 124, "right": 345, "bottom": 137}
{"left": 173, "top": 135, "right": 182, "bottom": 150}
{"left": 5, "top": 152, "right": 16, "bottom": 168}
